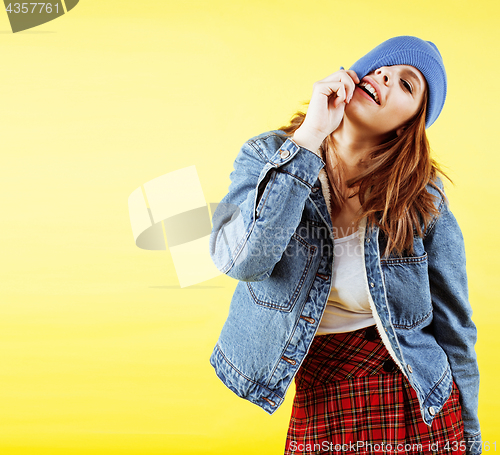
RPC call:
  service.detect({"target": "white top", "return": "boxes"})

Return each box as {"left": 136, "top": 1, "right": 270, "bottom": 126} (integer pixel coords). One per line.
{"left": 316, "top": 222, "right": 376, "bottom": 335}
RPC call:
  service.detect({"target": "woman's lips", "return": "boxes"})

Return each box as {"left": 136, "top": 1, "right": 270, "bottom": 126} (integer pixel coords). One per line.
{"left": 354, "top": 86, "right": 379, "bottom": 105}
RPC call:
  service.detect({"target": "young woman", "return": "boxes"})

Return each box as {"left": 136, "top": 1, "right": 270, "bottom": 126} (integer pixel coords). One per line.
{"left": 209, "top": 36, "right": 481, "bottom": 455}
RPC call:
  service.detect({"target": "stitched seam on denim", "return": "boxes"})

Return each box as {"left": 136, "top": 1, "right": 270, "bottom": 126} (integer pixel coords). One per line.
{"left": 308, "top": 194, "right": 335, "bottom": 240}
{"left": 225, "top": 147, "right": 271, "bottom": 274}
{"left": 423, "top": 364, "right": 451, "bottom": 407}
{"left": 228, "top": 139, "right": 287, "bottom": 275}
{"left": 293, "top": 232, "right": 316, "bottom": 250}
{"left": 250, "top": 132, "right": 303, "bottom": 166}
{"left": 424, "top": 194, "right": 446, "bottom": 238}
{"left": 217, "top": 140, "right": 267, "bottom": 275}
{"left": 302, "top": 219, "right": 323, "bottom": 228}
{"left": 214, "top": 343, "right": 282, "bottom": 400}
{"left": 247, "top": 239, "right": 316, "bottom": 311}
{"left": 369, "top": 227, "right": 407, "bottom": 376}
{"left": 265, "top": 275, "right": 319, "bottom": 388}
{"left": 380, "top": 251, "right": 428, "bottom": 265}
{"left": 219, "top": 221, "right": 255, "bottom": 275}
{"left": 277, "top": 168, "right": 314, "bottom": 189}
{"left": 392, "top": 309, "right": 432, "bottom": 329}
{"left": 247, "top": 134, "right": 281, "bottom": 162}
{"left": 296, "top": 219, "right": 326, "bottom": 236}
{"left": 255, "top": 170, "right": 277, "bottom": 218}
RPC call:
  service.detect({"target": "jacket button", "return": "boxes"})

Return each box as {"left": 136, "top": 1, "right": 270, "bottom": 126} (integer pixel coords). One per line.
{"left": 300, "top": 315, "right": 316, "bottom": 324}
{"left": 428, "top": 406, "right": 436, "bottom": 416}
{"left": 366, "top": 238, "right": 370, "bottom": 243}
{"left": 280, "top": 149, "right": 290, "bottom": 159}
{"left": 370, "top": 282, "right": 375, "bottom": 288}
{"left": 407, "top": 364, "right": 413, "bottom": 373}
{"left": 364, "top": 326, "right": 378, "bottom": 341}
{"left": 263, "top": 397, "right": 276, "bottom": 407}
{"left": 316, "top": 273, "right": 329, "bottom": 281}
{"left": 382, "top": 359, "right": 397, "bottom": 372}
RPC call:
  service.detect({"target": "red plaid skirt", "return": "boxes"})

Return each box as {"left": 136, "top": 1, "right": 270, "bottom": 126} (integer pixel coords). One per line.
{"left": 284, "top": 326, "right": 464, "bottom": 455}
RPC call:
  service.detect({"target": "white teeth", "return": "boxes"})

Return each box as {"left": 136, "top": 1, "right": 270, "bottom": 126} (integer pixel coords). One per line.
{"left": 359, "top": 81, "right": 380, "bottom": 104}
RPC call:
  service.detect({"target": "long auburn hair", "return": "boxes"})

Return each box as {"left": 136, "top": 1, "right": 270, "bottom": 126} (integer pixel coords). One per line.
{"left": 279, "top": 90, "right": 449, "bottom": 257}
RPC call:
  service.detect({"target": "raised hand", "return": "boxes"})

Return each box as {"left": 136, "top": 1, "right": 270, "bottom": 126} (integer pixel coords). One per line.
{"left": 292, "top": 69, "right": 359, "bottom": 153}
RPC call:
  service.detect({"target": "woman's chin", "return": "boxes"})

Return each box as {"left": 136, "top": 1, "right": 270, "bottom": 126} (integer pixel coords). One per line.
{"left": 344, "top": 107, "right": 397, "bottom": 140}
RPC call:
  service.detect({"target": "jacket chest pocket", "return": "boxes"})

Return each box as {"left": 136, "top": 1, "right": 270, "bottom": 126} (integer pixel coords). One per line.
{"left": 247, "top": 233, "right": 316, "bottom": 312}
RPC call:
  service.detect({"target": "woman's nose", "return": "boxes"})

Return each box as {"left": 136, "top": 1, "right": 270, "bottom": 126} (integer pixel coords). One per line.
{"left": 375, "top": 67, "right": 390, "bottom": 85}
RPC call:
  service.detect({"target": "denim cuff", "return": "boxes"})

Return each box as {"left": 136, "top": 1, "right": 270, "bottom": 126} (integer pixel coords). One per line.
{"left": 464, "top": 432, "right": 482, "bottom": 455}
{"left": 267, "top": 138, "right": 325, "bottom": 189}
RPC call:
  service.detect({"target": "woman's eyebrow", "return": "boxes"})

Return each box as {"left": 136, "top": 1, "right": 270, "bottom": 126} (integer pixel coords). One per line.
{"left": 403, "top": 68, "right": 422, "bottom": 91}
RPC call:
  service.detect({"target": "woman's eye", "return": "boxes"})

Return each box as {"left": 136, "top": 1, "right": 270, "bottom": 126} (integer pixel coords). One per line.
{"left": 401, "top": 79, "right": 413, "bottom": 94}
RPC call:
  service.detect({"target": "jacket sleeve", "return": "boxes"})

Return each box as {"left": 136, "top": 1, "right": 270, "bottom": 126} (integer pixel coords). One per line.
{"left": 424, "top": 186, "right": 482, "bottom": 455}
{"left": 209, "top": 132, "right": 325, "bottom": 282}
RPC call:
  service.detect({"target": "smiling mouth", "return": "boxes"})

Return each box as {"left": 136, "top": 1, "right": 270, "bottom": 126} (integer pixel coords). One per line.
{"left": 358, "top": 81, "right": 380, "bottom": 105}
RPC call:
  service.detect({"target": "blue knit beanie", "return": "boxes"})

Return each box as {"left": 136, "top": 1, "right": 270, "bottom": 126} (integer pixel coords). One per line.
{"left": 349, "top": 36, "right": 447, "bottom": 128}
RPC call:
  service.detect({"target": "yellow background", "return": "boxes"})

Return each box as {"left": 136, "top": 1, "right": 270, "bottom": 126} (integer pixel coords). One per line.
{"left": 1, "top": 0, "right": 498, "bottom": 453}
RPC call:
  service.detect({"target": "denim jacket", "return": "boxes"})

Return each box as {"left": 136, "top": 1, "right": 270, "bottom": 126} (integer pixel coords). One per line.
{"left": 209, "top": 131, "right": 481, "bottom": 454}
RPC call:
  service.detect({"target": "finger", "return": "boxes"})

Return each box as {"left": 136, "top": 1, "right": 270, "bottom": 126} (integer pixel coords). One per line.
{"left": 346, "top": 70, "right": 360, "bottom": 85}
{"left": 319, "top": 70, "right": 351, "bottom": 83}
{"left": 345, "top": 78, "right": 356, "bottom": 103}
{"left": 333, "top": 84, "right": 346, "bottom": 108}
{"left": 332, "top": 72, "right": 354, "bottom": 103}
{"left": 331, "top": 70, "right": 356, "bottom": 102}
{"left": 312, "top": 80, "right": 342, "bottom": 97}
{"left": 313, "top": 78, "right": 350, "bottom": 106}
{"left": 344, "top": 71, "right": 359, "bottom": 103}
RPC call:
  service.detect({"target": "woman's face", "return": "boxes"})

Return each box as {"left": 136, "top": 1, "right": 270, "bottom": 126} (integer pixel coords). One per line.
{"left": 345, "top": 64, "right": 426, "bottom": 138}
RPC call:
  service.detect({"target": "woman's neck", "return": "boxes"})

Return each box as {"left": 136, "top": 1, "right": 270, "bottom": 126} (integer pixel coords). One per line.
{"left": 329, "top": 120, "right": 380, "bottom": 182}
